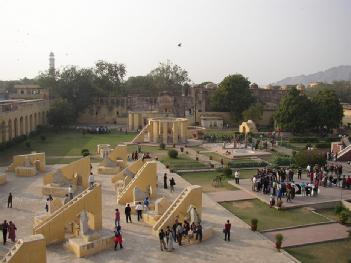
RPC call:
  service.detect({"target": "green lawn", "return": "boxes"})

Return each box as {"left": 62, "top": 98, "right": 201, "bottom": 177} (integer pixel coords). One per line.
{"left": 160, "top": 155, "right": 208, "bottom": 171}
{"left": 286, "top": 238, "right": 351, "bottom": 263}
{"left": 201, "top": 151, "right": 231, "bottom": 165}
{"left": 236, "top": 169, "right": 257, "bottom": 179}
{"left": 179, "top": 171, "right": 238, "bottom": 192}
{"left": 204, "top": 129, "right": 238, "bottom": 136}
{"left": 0, "top": 130, "right": 136, "bottom": 165}
{"left": 220, "top": 199, "right": 330, "bottom": 231}
{"left": 315, "top": 208, "right": 351, "bottom": 224}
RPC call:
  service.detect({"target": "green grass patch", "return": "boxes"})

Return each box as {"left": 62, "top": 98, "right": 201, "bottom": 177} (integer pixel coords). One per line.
{"left": 286, "top": 238, "right": 351, "bottom": 263}
{"left": 0, "top": 130, "right": 136, "bottom": 166}
{"left": 220, "top": 199, "right": 330, "bottom": 231}
{"left": 179, "top": 171, "right": 238, "bottom": 192}
{"left": 204, "top": 129, "right": 238, "bottom": 136}
{"left": 160, "top": 155, "right": 207, "bottom": 171}
{"left": 315, "top": 208, "right": 351, "bottom": 224}
{"left": 201, "top": 151, "right": 231, "bottom": 165}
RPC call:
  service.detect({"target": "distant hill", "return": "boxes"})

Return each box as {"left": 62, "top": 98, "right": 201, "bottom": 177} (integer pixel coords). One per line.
{"left": 274, "top": 65, "right": 351, "bottom": 85}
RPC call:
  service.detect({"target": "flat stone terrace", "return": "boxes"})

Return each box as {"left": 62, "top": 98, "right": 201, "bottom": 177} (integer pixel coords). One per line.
{"left": 0, "top": 163, "right": 297, "bottom": 262}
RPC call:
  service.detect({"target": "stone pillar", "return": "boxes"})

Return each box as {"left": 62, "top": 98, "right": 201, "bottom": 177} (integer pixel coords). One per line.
{"left": 134, "top": 113, "right": 140, "bottom": 131}
{"left": 148, "top": 121, "right": 153, "bottom": 142}
{"left": 153, "top": 121, "right": 159, "bottom": 143}
{"left": 128, "top": 113, "right": 134, "bottom": 131}
{"left": 173, "top": 122, "right": 179, "bottom": 144}
{"left": 180, "top": 121, "right": 186, "bottom": 143}
{"left": 162, "top": 122, "right": 168, "bottom": 144}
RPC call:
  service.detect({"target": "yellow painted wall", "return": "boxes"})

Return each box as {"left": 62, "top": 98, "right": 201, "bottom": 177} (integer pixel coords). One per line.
{"left": 153, "top": 185, "right": 202, "bottom": 234}
{"left": 111, "top": 159, "right": 144, "bottom": 184}
{"left": 4, "top": 234, "right": 46, "bottom": 263}
{"left": 8, "top": 153, "right": 46, "bottom": 172}
{"left": 117, "top": 161, "right": 157, "bottom": 204}
{"left": 33, "top": 184, "right": 102, "bottom": 245}
{"left": 43, "top": 157, "right": 91, "bottom": 189}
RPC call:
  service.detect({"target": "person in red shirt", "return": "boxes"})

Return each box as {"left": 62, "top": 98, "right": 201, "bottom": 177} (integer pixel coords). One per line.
{"left": 224, "top": 220, "right": 231, "bottom": 242}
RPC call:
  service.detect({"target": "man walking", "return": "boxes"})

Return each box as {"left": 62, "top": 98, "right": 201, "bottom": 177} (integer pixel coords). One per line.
{"left": 135, "top": 202, "right": 143, "bottom": 221}
{"left": 2, "top": 220, "right": 8, "bottom": 245}
{"left": 159, "top": 229, "right": 167, "bottom": 251}
{"left": 68, "top": 185, "right": 74, "bottom": 200}
{"left": 7, "top": 193, "right": 12, "bottom": 208}
{"left": 125, "top": 204, "right": 132, "bottom": 223}
{"left": 224, "top": 220, "right": 231, "bottom": 241}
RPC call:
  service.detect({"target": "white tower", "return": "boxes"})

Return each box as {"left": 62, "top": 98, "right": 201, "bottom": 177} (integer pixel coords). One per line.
{"left": 49, "top": 52, "right": 55, "bottom": 75}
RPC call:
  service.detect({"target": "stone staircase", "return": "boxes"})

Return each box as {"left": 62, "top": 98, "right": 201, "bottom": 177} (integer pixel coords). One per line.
{"left": 33, "top": 184, "right": 102, "bottom": 244}
{"left": 336, "top": 144, "right": 351, "bottom": 161}
{"left": 152, "top": 185, "right": 202, "bottom": 234}
{"left": 0, "top": 240, "right": 23, "bottom": 263}
{"left": 131, "top": 123, "right": 150, "bottom": 143}
{"left": 116, "top": 162, "right": 149, "bottom": 204}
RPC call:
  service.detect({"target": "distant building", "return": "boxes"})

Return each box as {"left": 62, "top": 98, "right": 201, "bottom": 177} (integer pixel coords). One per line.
{"left": 10, "top": 84, "right": 49, "bottom": 100}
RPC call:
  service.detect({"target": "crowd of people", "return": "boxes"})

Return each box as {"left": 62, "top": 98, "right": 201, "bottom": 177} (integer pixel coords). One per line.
{"left": 251, "top": 163, "right": 351, "bottom": 206}
{"left": 158, "top": 218, "right": 203, "bottom": 252}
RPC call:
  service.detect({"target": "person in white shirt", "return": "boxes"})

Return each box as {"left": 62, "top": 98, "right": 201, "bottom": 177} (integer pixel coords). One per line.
{"left": 135, "top": 202, "right": 143, "bottom": 221}
{"left": 252, "top": 176, "right": 256, "bottom": 191}
{"left": 234, "top": 170, "right": 240, "bottom": 184}
{"left": 68, "top": 185, "right": 74, "bottom": 200}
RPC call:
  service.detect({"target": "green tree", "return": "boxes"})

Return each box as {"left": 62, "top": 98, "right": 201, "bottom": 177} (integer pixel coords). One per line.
{"left": 148, "top": 60, "right": 190, "bottom": 95}
{"left": 210, "top": 74, "right": 255, "bottom": 120}
{"left": 311, "top": 89, "right": 343, "bottom": 130}
{"left": 274, "top": 88, "right": 312, "bottom": 133}
{"left": 242, "top": 103, "right": 263, "bottom": 122}
{"left": 47, "top": 100, "right": 76, "bottom": 128}
{"left": 94, "top": 60, "right": 126, "bottom": 96}
{"left": 124, "top": 75, "right": 157, "bottom": 96}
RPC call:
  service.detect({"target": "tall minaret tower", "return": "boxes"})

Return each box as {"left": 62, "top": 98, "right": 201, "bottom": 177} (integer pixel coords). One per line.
{"left": 49, "top": 52, "right": 55, "bottom": 76}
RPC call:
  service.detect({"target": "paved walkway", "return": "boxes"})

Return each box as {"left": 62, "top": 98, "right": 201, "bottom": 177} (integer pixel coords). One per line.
{"left": 263, "top": 223, "right": 350, "bottom": 248}
{"left": 207, "top": 190, "right": 255, "bottom": 202}
{"left": 0, "top": 162, "right": 297, "bottom": 262}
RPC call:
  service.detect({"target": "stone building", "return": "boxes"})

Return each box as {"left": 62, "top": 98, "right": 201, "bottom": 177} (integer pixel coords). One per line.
{"left": 0, "top": 99, "right": 50, "bottom": 144}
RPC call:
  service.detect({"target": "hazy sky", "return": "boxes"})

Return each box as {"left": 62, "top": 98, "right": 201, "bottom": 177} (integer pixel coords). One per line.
{"left": 0, "top": 0, "right": 350, "bottom": 85}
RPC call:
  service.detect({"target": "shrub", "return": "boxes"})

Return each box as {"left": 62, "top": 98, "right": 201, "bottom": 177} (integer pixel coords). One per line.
{"left": 25, "top": 141, "right": 31, "bottom": 148}
{"left": 209, "top": 155, "right": 213, "bottom": 160}
{"left": 228, "top": 161, "right": 267, "bottom": 168}
{"left": 251, "top": 218, "right": 258, "bottom": 231}
{"left": 81, "top": 149, "right": 90, "bottom": 156}
{"left": 289, "top": 137, "right": 319, "bottom": 143}
{"left": 293, "top": 149, "right": 326, "bottom": 168}
{"left": 275, "top": 233, "right": 284, "bottom": 251}
{"left": 159, "top": 143, "right": 166, "bottom": 150}
{"left": 339, "top": 211, "right": 349, "bottom": 224}
{"left": 168, "top": 149, "right": 178, "bottom": 159}
{"left": 223, "top": 167, "right": 232, "bottom": 177}
{"left": 40, "top": 135, "right": 46, "bottom": 142}
{"left": 180, "top": 147, "right": 184, "bottom": 152}
{"left": 216, "top": 167, "right": 224, "bottom": 173}
{"left": 335, "top": 204, "right": 344, "bottom": 214}
{"left": 315, "top": 142, "right": 330, "bottom": 149}
{"left": 272, "top": 156, "right": 291, "bottom": 167}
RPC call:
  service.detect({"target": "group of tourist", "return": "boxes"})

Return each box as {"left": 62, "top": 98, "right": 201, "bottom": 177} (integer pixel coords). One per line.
{"left": 1, "top": 193, "right": 17, "bottom": 245}
{"left": 158, "top": 218, "right": 203, "bottom": 252}
{"left": 163, "top": 173, "right": 176, "bottom": 192}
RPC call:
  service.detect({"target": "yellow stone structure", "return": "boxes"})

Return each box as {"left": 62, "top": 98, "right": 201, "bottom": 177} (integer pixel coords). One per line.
{"left": 111, "top": 159, "right": 144, "bottom": 184}
{"left": 239, "top": 120, "right": 258, "bottom": 134}
{"left": 132, "top": 117, "right": 188, "bottom": 144}
{"left": 97, "top": 144, "right": 127, "bottom": 174}
{"left": 128, "top": 111, "right": 173, "bottom": 131}
{"left": 0, "top": 174, "right": 7, "bottom": 185}
{"left": 116, "top": 161, "right": 157, "bottom": 204}
{"left": 152, "top": 185, "right": 202, "bottom": 235}
{"left": 7, "top": 152, "right": 46, "bottom": 177}
{"left": 1, "top": 234, "right": 47, "bottom": 263}
{"left": 42, "top": 157, "right": 91, "bottom": 197}
{"left": 33, "top": 184, "right": 103, "bottom": 245}
{"left": 0, "top": 99, "right": 49, "bottom": 144}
